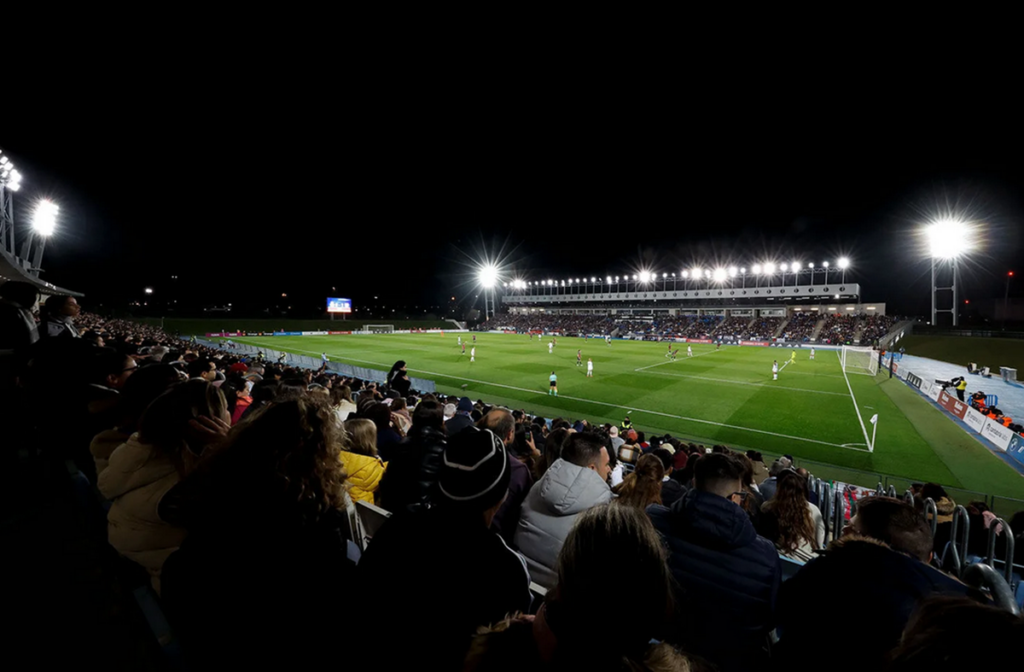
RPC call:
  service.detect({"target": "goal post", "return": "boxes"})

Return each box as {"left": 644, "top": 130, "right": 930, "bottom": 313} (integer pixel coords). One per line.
{"left": 841, "top": 345, "right": 878, "bottom": 376}
{"left": 363, "top": 324, "right": 395, "bottom": 334}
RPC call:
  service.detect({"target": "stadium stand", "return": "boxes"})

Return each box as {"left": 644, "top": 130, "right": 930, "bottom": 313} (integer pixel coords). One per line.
{"left": 745, "top": 316, "right": 783, "bottom": 341}
{"left": 819, "top": 312, "right": 860, "bottom": 344}
{"left": 782, "top": 311, "right": 820, "bottom": 341}
{"left": 2, "top": 299, "right": 1019, "bottom": 669}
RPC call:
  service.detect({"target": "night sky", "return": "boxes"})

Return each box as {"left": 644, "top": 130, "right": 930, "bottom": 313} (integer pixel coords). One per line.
{"left": 6, "top": 100, "right": 1024, "bottom": 321}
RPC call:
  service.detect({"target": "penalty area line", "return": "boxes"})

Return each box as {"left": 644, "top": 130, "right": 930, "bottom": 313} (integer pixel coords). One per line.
{"left": 634, "top": 349, "right": 718, "bottom": 372}
{"left": 242, "top": 339, "right": 870, "bottom": 453}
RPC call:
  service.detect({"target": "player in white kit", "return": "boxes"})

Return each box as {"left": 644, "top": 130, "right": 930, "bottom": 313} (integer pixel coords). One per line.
{"left": 549, "top": 341, "right": 554, "bottom": 354}
{"left": 587, "top": 358, "right": 594, "bottom": 377}
{"left": 772, "top": 360, "right": 779, "bottom": 380}
{"left": 606, "top": 335, "right": 611, "bottom": 346}
{"left": 810, "top": 347, "right": 815, "bottom": 360}
{"left": 471, "top": 346, "right": 476, "bottom": 362}
{"left": 687, "top": 345, "right": 693, "bottom": 357}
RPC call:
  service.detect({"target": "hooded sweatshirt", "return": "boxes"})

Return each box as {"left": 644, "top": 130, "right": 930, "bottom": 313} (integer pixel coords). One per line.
{"left": 513, "top": 458, "right": 613, "bottom": 589}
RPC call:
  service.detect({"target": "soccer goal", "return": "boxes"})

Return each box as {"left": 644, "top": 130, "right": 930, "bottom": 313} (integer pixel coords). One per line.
{"left": 841, "top": 345, "right": 878, "bottom": 375}
{"left": 363, "top": 324, "right": 395, "bottom": 334}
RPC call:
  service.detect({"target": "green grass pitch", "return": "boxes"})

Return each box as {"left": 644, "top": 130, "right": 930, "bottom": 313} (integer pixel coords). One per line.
{"left": 226, "top": 333, "right": 1024, "bottom": 505}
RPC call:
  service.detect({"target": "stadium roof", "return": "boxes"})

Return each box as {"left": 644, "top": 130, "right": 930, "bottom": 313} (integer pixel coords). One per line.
{"left": 0, "top": 246, "right": 83, "bottom": 297}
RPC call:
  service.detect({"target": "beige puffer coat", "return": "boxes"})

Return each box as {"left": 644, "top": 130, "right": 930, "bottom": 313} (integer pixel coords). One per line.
{"left": 98, "top": 434, "right": 186, "bottom": 594}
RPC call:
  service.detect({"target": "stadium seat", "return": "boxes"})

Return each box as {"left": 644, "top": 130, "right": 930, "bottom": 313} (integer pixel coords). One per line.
{"left": 356, "top": 500, "right": 391, "bottom": 549}
{"left": 779, "top": 555, "right": 805, "bottom": 582}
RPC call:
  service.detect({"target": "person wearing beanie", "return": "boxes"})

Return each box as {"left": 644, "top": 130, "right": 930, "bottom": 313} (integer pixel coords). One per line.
{"left": 357, "top": 428, "right": 532, "bottom": 669}
{"left": 445, "top": 396, "right": 476, "bottom": 436}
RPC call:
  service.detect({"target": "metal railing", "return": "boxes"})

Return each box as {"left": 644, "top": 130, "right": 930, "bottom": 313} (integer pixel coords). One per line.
{"left": 985, "top": 518, "right": 1017, "bottom": 585}
{"left": 962, "top": 563, "right": 1020, "bottom": 615}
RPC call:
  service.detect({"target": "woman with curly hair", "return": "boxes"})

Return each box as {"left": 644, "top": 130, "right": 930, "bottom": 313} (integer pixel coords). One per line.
{"left": 160, "top": 395, "right": 354, "bottom": 667}
{"left": 760, "top": 470, "right": 824, "bottom": 562}
{"left": 613, "top": 453, "right": 665, "bottom": 510}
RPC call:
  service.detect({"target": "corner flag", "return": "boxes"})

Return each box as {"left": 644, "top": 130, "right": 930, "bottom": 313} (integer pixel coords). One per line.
{"left": 870, "top": 414, "right": 878, "bottom": 425}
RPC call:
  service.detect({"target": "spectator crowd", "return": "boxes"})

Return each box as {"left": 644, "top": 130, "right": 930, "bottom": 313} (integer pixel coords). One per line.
{"left": 1, "top": 284, "right": 1016, "bottom": 671}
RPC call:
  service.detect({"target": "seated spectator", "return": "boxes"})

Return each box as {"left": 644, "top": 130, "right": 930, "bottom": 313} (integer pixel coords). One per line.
{"left": 358, "top": 428, "right": 532, "bottom": 669}
{"left": 479, "top": 409, "right": 534, "bottom": 546}
{"left": 240, "top": 378, "right": 279, "bottom": 422}
{"left": 758, "top": 457, "right": 792, "bottom": 501}
{"left": 775, "top": 497, "right": 974, "bottom": 671}
{"left": 99, "top": 379, "right": 230, "bottom": 594}
{"left": 40, "top": 294, "right": 81, "bottom": 339}
{"left": 746, "top": 450, "right": 769, "bottom": 485}
{"left": 515, "top": 432, "right": 613, "bottom": 590}
{"left": 466, "top": 505, "right": 704, "bottom": 671}
{"left": 331, "top": 384, "right": 357, "bottom": 420}
{"left": 377, "top": 400, "right": 446, "bottom": 514}
{"left": 90, "top": 364, "right": 182, "bottom": 477}
{"left": 220, "top": 378, "right": 253, "bottom": 425}
{"left": 887, "top": 596, "right": 1024, "bottom": 670}
{"left": 366, "top": 402, "right": 403, "bottom": 460}
{"left": 390, "top": 396, "right": 412, "bottom": 433}
{"left": 795, "top": 467, "right": 819, "bottom": 506}
{"left": 0, "top": 281, "right": 39, "bottom": 350}
{"left": 614, "top": 453, "right": 664, "bottom": 510}
{"left": 653, "top": 447, "right": 686, "bottom": 506}
{"left": 446, "top": 396, "right": 476, "bottom": 435}
{"left": 737, "top": 452, "right": 765, "bottom": 530}
{"left": 648, "top": 452, "right": 781, "bottom": 672}
{"left": 340, "top": 418, "right": 386, "bottom": 504}
{"left": 160, "top": 395, "right": 354, "bottom": 668}
{"left": 759, "top": 470, "right": 824, "bottom": 562}
{"left": 535, "top": 427, "right": 569, "bottom": 480}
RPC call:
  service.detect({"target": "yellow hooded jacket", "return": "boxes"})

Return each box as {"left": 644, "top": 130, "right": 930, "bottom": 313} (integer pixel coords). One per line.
{"left": 340, "top": 451, "right": 387, "bottom": 504}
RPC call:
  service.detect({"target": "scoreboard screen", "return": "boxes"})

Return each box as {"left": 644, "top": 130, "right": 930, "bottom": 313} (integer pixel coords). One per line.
{"left": 327, "top": 297, "right": 352, "bottom": 313}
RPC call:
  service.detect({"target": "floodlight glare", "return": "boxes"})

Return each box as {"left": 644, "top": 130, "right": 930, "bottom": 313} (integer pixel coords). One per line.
{"left": 764, "top": 262, "right": 776, "bottom": 274}
{"left": 713, "top": 268, "right": 727, "bottom": 282}
{"left": 691, "top": 267, "right": 702, "bottom": 278}
{"left": 752, "top": 264, "right": 762, "bottom": 274}
{"left": 837, "top": 257, "right": 850, "bottom": 269}
{"left": 823, "top": 261, "right": 830, "bottom": 268}
{"left": 925, "top": 220, "right": 971, "bottom": 259}
{"left": 32, "top": 199, "right": 59, "bottom": 236}
{"left": 632, "top": 274, "right": 638, "bottom": 281}
{"left": 740, "top": 267, "right": 747, "bottom": 274}
{"left": 704, "top": 269, "right": 711, "bottom": 278}
{"left": 606, "top": 276, "right": 612, "bottom": 283}
{"left": 728, "top": 266, "right": 738, "bottom": 275}
{"left": 638, "top": 270, "right": 651, "bottom": 283}
{"left": 478, "top": 264, "right": 499, "bottom": 288}
{"left": 591, "top": 277, "right": 596, "bottom": 282}
{"left": 780, "top": 263, "right": 788, "bottom": 272}
{"left": 681, "top": 271, "right": 689, "bottom": 279}
{"left": 808, "top": 263, "right": 814, "bottom": 269}
{"left": 662, "top": 272, "right": 668, "bottom": 278}
{"left": 792, "top": 262, "right": 801, "bottom": 271}
{"left": 144, "top": 288, "right": 154, "bottom": 295}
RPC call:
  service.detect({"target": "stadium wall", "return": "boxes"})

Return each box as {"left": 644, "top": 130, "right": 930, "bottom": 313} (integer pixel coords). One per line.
{"left": 139, "top": 318, "right": 451, "bottom": 336}
{"left": 191, "top": 338, "right": 437, "bottom": 393}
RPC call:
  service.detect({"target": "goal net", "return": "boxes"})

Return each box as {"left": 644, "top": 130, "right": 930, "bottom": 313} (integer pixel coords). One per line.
{"left": 363, "top": 324, "right": 395, "bottom": 334}
{"left": 841, "top": 345, "right": 878, "bottom": 375}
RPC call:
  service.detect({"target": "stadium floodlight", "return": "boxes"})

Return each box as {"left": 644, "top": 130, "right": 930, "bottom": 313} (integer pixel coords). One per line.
{"left": 638, "top": 270, "right": 651, "bottom": 284}
{"left": 144, "top": 287, "right": 154, "bottom": 295}
{"left": 780, "top": 263, "right": 788, "bottom": 272}
{"left": 713, "top": 268, "right": 727, "bottom": 283}
{"left": 837, "top": 256, "right": 850, "bottom": 269}
{"left": 792, "top": 262, "right": 801, "bottom": 272}
{"left": 591, "top": 277, "right": 596, "bottom": 283}
{"left": 704, "top": 269, "right": 711, "bottom": 278}
{"left": 32, "top": 200, "right": 59, "bottom": 236}
{"left": 606, "top": 276, "right": 612, "bottom": 283}
{"left": 615, "top": 276, "right": 620, "bottom": 281}
{"left": 751, "top": 264, "right": 762, "bottom": 274}
{"left": 662, "top": 272, "right": 667, "bottom": 278}
{"left": 691, "top": 267, "right": 702, "bottom": 278}
{"left": 925, "top": 220, "right": 971, "bottom": 259}
{"left": 808, "top": 262, "right": 814, "bottom": 268}
{"left": 681, "top": 270, "right": 689, "bottom": 279}
{"left": 740, "top": 267, "right": 747, "bottom": 273}
{"left": 728, "top": 266, "right": 738, "bottom": 276}
{"left": 632, "top": 274, "right": 638, "bottom": 281}
{"left": 478, "top": 264, "right": 499, "bottom": 288}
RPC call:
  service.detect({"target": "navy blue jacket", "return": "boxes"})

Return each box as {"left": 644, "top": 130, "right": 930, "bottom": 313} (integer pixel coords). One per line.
{"left": 775, "top": 537, "right": 973, "bottom": 670}
{"left": 648, "top": 489, "right": 781, "bottom": 672}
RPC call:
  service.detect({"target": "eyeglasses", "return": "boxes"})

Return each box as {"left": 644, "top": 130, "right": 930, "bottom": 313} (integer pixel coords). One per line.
{"left": 729, "top": 491, "right": 749, "bottom": 501}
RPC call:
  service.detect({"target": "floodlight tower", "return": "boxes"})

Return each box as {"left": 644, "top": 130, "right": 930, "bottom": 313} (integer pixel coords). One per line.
{"left": 0, "top": 147, "right": 25, "bottom": 256}
{"left": 479, "top": 264, "right": 499, "bottom": 320}
{"left": 926, "top": 220, "right": 971, "bottom": 327}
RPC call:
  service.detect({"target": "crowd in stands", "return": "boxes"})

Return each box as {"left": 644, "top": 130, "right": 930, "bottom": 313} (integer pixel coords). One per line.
{"left": 781, "top": 312, "right": 819, "bottom": 341}
{"left": 3, "top": 285, "right": 1021, "bottom": 670}
{"left": 712, "top": 315, "right": 750, "bottom": 338}
{"left": 681, "top": 315, "right": 723, "bottom": 339}
{"left": 819, "top": 313, "right": 860, "bottom": 344}
{"left": 861, "top": 313, "right": 901, "bottom": 344}
{"left": 745, "top": 316, "right": 782, "bottom": 341}
{"left": 489, "top": 313, "right": 614, "bottom": 335}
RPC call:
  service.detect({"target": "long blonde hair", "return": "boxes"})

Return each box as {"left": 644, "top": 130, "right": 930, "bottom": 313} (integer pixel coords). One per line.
{"left": 343, "top": 418, "right": 378, "bottom": 457}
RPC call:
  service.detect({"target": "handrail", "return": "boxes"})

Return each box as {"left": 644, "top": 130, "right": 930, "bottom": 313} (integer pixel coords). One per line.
{"left": 821, "top": 482, "right": 833, "bottom": 541}
{"left": 962, "top": 563, "right": 1021, "bottom": 615}
{"left": 924, "top": 497, "right": 938, "bottom": 537}
{"left": 985, "top": 518, "right": 1016, "bottom": 585}
{"left": 886, "top": 485, "right": 897, "bottom": 498}
{"left": 903, "top": 490, "right": 914, "bottom": 505}
{"left": 937, "top": 506, "right": 962, "bottom": 573}
{"left": 876, "top": 482, "right": 884, "bottom": 496}
{"left": 832, "top": 488, "right": 845, "bottom": 543}
{"left": 953, "top": 506, "right": 970, "bottom": 573}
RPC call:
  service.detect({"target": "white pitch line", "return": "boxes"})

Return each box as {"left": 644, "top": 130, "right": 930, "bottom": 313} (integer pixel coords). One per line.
{"left": 634, "top": 349, "right": 717, "bottom": 371}
{"left": 637, "top": 369, "right": 850, "bottom": 397}
{"left": 838, "top": 350, "right": 872, "bottom": 449}
{"left": 240, "top": 338, "right": 868, "bottom": 452}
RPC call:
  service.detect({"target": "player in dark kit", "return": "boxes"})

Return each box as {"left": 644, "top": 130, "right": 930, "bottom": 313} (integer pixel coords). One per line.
{"left": 577, "top": 349, "right": 583, "bottom": 366}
